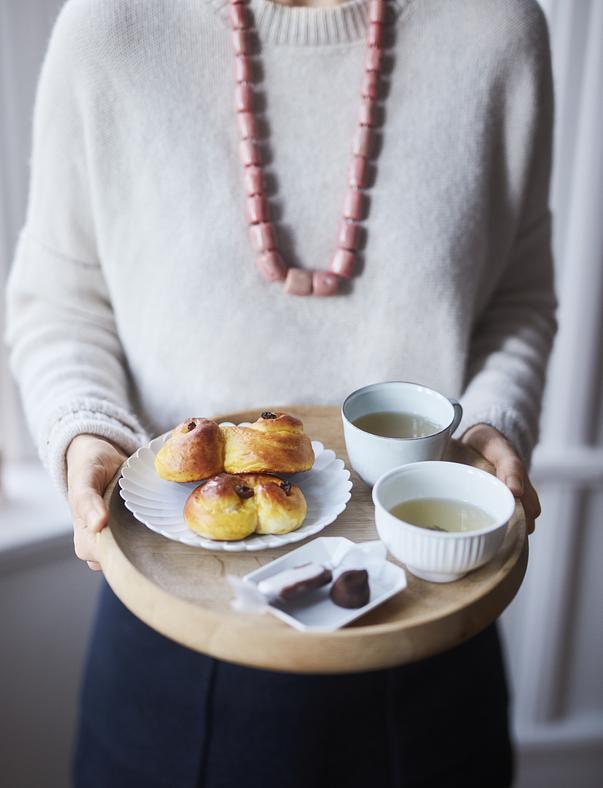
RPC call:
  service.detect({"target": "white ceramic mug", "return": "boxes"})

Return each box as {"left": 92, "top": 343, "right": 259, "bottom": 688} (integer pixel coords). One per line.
{"left": 341, "top": 381, "right": 463, "bottom": 486}
{"left": 372, "top": 461, "right": 516, "bottom": 582}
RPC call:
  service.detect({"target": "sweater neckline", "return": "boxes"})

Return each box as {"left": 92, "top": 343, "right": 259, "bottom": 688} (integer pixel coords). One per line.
{"left": 206, "top": 0, "right": 407, "bottom": 46}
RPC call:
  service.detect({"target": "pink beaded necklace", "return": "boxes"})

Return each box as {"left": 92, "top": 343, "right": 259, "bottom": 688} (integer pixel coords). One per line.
{"left": 229, "top": 0, "right": 388, "bottom": 296}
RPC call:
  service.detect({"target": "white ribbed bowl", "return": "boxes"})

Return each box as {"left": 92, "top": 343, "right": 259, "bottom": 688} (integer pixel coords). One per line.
{"left": 372, "top": 461, "right": 516, "bottom": 583}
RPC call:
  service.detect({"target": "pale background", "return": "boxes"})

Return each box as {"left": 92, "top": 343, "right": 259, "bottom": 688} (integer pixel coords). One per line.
{"left": 1, "top": 1, "right": 602, "bottom": 786}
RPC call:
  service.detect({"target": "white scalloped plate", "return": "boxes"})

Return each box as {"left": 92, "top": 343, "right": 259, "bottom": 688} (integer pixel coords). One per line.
{"left": 118, "top": 422, "right": 353, "bottom": 552}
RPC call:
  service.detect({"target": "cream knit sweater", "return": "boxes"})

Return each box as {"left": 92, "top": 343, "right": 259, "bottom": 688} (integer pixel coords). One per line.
{"left": 5, "top": 0, "right": 558, "bottom": 494}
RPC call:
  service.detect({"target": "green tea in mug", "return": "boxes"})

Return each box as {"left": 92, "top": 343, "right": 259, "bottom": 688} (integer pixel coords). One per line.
{"left": 389, "top": 497, "right": 496, "bottom": 533}
{"left": 353, "top": 411, "right": 442, "bottom": 439}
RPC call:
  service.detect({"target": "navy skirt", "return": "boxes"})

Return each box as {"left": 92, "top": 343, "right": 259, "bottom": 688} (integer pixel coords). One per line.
{"left": 73, "top": 580, "right": 513, "bottom": 788}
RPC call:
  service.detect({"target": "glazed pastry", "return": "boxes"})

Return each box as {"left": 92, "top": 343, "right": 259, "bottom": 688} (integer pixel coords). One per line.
{"left": 184, "top": 473, "right": 258, "bottom": 541}
{"left": 257, "top": 562, "right": 333, "bottom": 600}
{"left": 155, "top": 411, "right": 314, "bottom": 481}
{"left": 154, "top": 418, "right": 224, "bottom": 482}
{"left": 222, "top": 412, "right": 314, "bottom": 474}
{"left": 184, "top": 472, "right": 307, "bottom": 541}
{"left": 329, "top": 569, "right": 370, "bottom": 609}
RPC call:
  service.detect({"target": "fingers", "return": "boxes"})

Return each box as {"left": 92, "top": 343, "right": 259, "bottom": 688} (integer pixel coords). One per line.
{"left": 491, "top": 446, "right": 541, "bottom": 534}
{"left": 494, "top": 455, "right": 525, "bottom": 498}
{"left": 66, "top": 435, "right": 128, "bottom": 571}
{"left": 521, "top": 473, "right": 541, "bottom": 515}
{"left": 69, "top": 492, "right": 107, "bottom": 567}
{"left": 71, "top": 497, "right": 106, "bottom": 567}
{"left": 73, "top": 524, "right": 99, "bottom": 566}
{"left": 521, "top": 476, "right": 541, "bottom": 535}
{"left": 69, "top": 477, "right": 109, "bottom": 533}
{"left": 460, "top": 423, "right": 541, "bottom": 535}
{"left": 465, "top": 428, "right": 524, "bottom": 492}
{"left": 68, "top": 455, "right": 111, "bottom": 570}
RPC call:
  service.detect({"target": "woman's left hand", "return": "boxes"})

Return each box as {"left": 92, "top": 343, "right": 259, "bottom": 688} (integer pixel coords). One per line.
{"left": 459, "top": 423, "right": 541, "bottom": 534}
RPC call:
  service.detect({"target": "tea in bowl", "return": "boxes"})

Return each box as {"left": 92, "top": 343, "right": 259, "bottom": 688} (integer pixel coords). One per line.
{"left": 372, "top": 461, "right": 516, "bottom": 583}
{"left": 341, "top": 381, "right": 463, "bottom": 486}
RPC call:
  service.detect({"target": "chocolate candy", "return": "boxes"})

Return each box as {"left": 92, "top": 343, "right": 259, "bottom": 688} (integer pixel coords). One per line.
{"left": 257, "top": 562, "right": 332, "bottom": 601}
{"left": 329, "top": 569, "right": 370, "bottom": 609}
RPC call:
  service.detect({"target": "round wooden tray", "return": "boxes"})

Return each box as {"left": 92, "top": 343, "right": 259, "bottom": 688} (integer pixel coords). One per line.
{"left": 99, "top": 406, "right": 528, "bottom": 674}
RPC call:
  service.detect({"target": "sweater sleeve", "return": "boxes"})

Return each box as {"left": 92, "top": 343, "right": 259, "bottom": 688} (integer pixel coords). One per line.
{"left": 454, "top": 7, "right": 559, "bottom": 469}
{"left": 4, "top": 1, "right": 150, "bottom": 496}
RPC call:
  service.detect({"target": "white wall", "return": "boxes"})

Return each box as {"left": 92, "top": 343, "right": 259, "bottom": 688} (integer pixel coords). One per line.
{"left": 1, "top": 1, "right": 602, "bottom": 787}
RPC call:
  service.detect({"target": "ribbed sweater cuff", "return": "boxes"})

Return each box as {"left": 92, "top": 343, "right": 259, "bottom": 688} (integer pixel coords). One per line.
{"left": 42, "top": 398, "right": 151, "bottom": 497}
{"left": 453, "top": 404, "right": 536, "bottom": 470}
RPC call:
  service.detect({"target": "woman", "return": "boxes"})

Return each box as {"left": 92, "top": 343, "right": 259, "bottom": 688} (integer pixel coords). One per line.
{"left": 6, "top": 0, "right": 556, "bottom": 785}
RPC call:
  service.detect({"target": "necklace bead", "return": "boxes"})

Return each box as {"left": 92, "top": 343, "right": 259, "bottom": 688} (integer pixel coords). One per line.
{"left": 231, "top": 29, "right": 250, "bottom": 55}
{"left": 352, "top": 126, "right": 375, "bottom": 158}
{"left": 234, "top": 55, "right": 251, "bottom": 83}
{"left": 234, "top": 83, "right": 253, "bottom": 112}
{"left": 359, "top": 99, "right": 378, "bottom": 127}
{"left": 337, "top": 220, "right": 360, "bottom": 250}
{"left": 361, "top": 71, "right": 380, "bottom": 100}
{"left": 237, "top": 110, "right": 256, "bottom": 139}
{"left": 349, "top": 155, "right": 369, "bottom": 188}
{"left": 368, "top": 22, "right": 384, "bottom": 47}
{"left": 239, "top": 138, "right": 260, "bottom": 166}
{"left": 343, "top": 189, "right": 366, "bottom": 222}
{"left": 257, "top": 251, "right": 287, "bottom": 283}
{"left": 243, "top": 165, "right": 263, "bottom": 196}
{"left": 365, "top": 46, "right": 383, "bottom": 72}
{"left": 284, "top": 268, "right": 313, "bottom": 296}
{"left": 249, "top": 222, "right": 277, "bottom": 253}
{"left": 369, "top": 0, "right": 386, "bottom": 23}
{"left": 313, "top": 272, "right": 339, "bottom": 297}
{"left": 330, "top": 249, "right": 356, "bottom": 279}
{"left": 247, "top": 195, "right": 269, "bottom": 224}
{"left": 229, "top": 3, "right": 249, "bottom": 29}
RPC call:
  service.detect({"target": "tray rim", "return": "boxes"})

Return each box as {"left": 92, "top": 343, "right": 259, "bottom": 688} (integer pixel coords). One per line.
{"left": 97, "top": 404, "right": 529, "bottom": 673}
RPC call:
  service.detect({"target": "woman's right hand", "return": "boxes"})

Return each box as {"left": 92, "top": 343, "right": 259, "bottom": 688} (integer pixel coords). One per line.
{"left": 66, "top": 434, "right": 127, "bottom": 571}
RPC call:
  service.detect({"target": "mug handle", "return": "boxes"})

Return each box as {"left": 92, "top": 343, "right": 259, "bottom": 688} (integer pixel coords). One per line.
{"left": 448, "top": 398, "right": 463, "bottom": 435}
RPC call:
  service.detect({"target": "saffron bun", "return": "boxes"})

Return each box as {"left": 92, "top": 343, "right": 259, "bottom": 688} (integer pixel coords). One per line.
{"left": 222, "top": 411, "right": 314, "bottom": 474}
{"left": 183, "top": 473, "right": 307, "bottom": 541}
{"left": 154, "top": 418, "right": 224, "bottom": 482}
{"left": 155, "top": 411, "right": 314, "bottom": 482}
